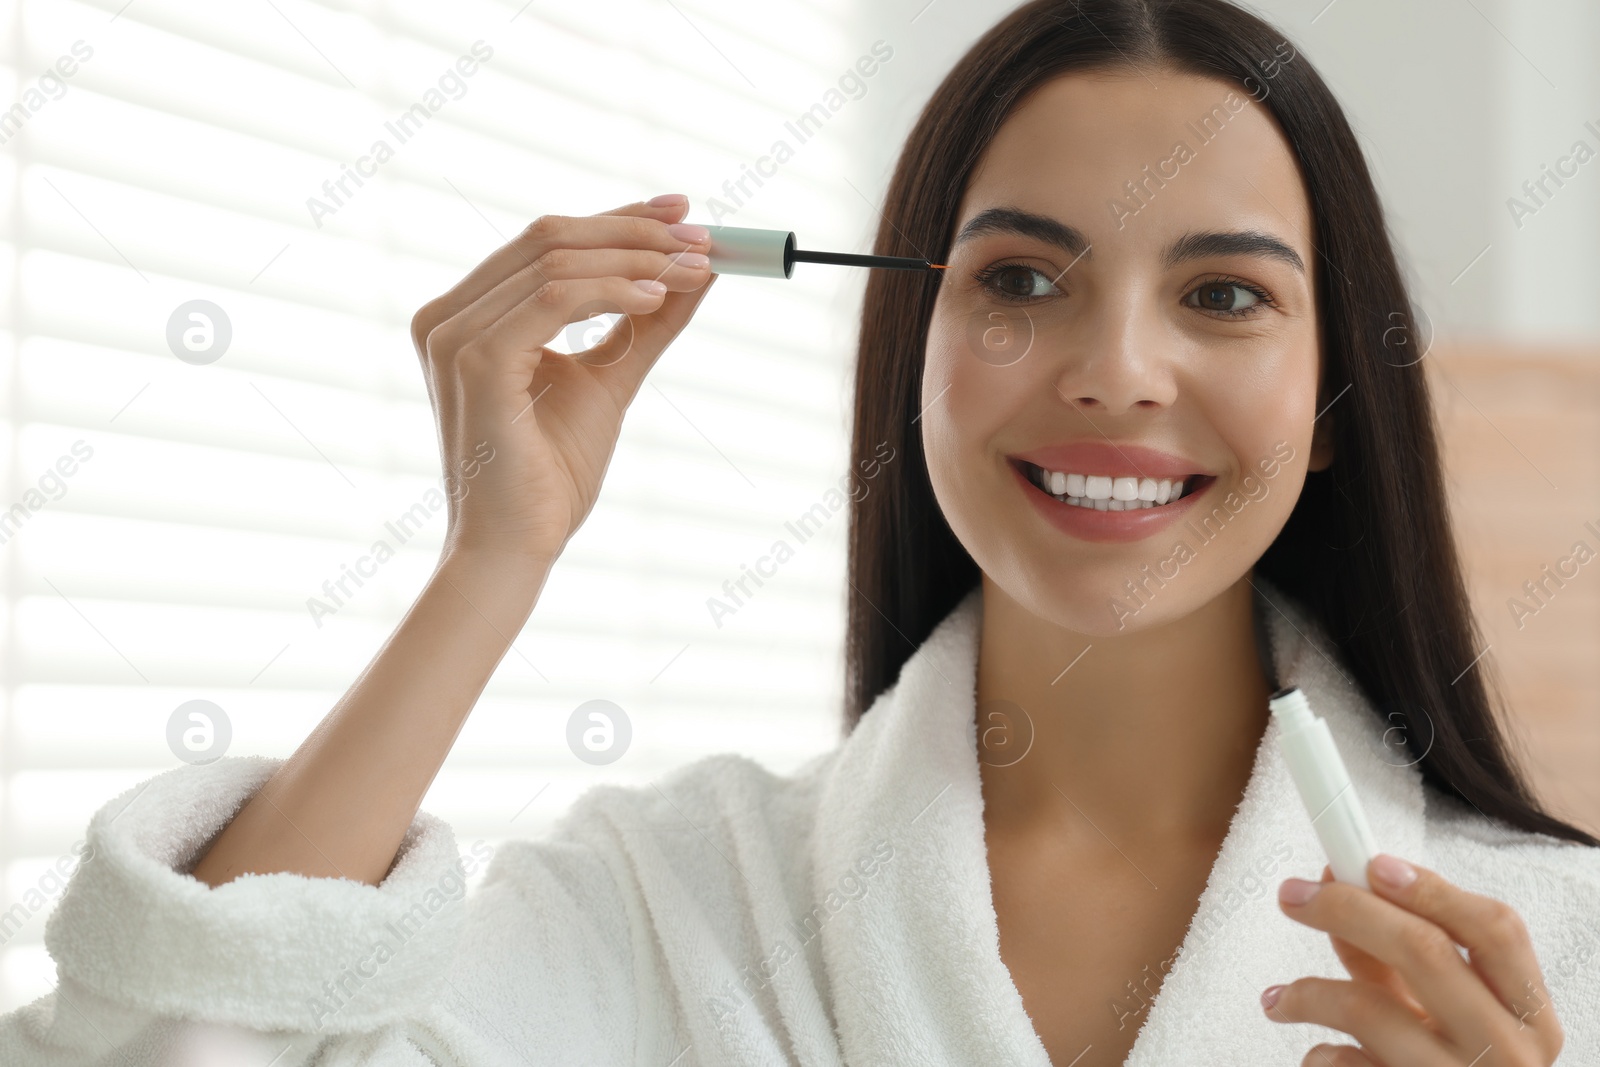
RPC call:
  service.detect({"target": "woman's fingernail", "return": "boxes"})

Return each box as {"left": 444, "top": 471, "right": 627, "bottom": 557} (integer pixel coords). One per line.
{"left": 668, "top": 222, "right": 710, "bottom": 244}
{"left": 1279, "top": 878, "right": 1320, "bottom": 906}
{"left": 649, "top": 193, "right": 688, "bottom": 207}
{"left": 634, "top": 279, "right": 667, "bottom": 295}
{"left": 1261, "top": 984, "right": 1284, "bottom": 1011}
{"left": 1371, "top": 853, "right": 1417, "bottom": 889}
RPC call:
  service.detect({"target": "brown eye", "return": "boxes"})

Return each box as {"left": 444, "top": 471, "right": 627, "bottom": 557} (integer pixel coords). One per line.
{"left": 1184, "top": 280, "right": 1265, "bottom": 314}
{"left": 974, "top": 262, "right": 1059, "bottom": 302}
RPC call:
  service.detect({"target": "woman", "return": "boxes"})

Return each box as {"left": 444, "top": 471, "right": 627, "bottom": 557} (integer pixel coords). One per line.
{"left": 6, "top": 1, "right": 1597, "bottom": 1065}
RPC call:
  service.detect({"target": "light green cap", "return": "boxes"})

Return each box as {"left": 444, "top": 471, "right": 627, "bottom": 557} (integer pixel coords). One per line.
{"left": 702, "top": 225, "right": 795, "bottom": 279}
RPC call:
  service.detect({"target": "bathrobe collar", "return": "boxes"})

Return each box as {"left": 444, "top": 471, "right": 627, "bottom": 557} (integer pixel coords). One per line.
{"left": 813, "top": 574, "right": 1429, "bottom": 1065}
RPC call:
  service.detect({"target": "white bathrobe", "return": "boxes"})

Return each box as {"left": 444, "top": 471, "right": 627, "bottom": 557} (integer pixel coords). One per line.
{"left": 4, "top": 576, "right": 1598, "bottom": 1066}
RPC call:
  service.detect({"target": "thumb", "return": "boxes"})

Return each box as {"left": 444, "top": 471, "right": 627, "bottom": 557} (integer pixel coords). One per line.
{"left": 637, "top": 268, "right": 718, "bottom": 351}
{"left": 593, "top": 270, "right": 719, "bottom": 401}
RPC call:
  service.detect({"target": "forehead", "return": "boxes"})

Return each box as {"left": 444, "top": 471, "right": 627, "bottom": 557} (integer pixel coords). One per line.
{"left": 958, "top": 68, "right": 1314, "bottom": 254}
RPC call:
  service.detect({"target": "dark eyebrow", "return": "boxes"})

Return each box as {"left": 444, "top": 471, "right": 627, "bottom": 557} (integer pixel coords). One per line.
{"left": 1163, "top": 229, "right": 1305, "bottom": 274}
{"left": 951, "top": 206, "right": 1305, "bottom": 275}
{"left": 953, "top": 207, "right": 1090, "bottom": 259}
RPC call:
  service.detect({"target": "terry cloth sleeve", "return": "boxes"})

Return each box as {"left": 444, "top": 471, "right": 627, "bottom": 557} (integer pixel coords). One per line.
{"left": 423, "top": 829, "right": 642, "bottom": 1065}
{"left": 0, "top": 754, "right": 483, "bottom": 1067}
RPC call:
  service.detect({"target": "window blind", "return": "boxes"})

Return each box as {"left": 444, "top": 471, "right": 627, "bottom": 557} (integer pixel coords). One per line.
{"left": 0, "top": 0, "right": 873, "bottom": 1010}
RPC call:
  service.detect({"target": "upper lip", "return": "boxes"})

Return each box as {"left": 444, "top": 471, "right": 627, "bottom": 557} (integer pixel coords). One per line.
{"left": 1010, "top": 442, "right": 1211, "bottom": 481}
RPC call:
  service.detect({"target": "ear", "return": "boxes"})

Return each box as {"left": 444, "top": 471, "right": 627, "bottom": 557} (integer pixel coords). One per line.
{"left": 1308, "top": 410, "right": 1334, "bottom": 472}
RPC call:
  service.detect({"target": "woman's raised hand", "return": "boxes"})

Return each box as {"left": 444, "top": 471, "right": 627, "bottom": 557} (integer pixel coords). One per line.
{"left": 409, "top": 193, "right": 716, "bottom": 568}
{"left": 189, "top": 196, "right": 716, "bottom": 890}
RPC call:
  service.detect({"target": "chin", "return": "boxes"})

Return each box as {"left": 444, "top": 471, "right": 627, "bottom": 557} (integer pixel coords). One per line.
{"left": 969, "top": 508, "right": 1263, "bottom": 637}
{"left": 982, "top": 561, "right": 1188, "bottom": 636}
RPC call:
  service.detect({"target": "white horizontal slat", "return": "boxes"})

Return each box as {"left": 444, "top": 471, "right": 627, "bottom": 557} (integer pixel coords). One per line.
{"left": 31, "top": 0, "right": 382, "bottom": 155}
{"left": 8, "top": 496, "right": 850, "bottom": 634}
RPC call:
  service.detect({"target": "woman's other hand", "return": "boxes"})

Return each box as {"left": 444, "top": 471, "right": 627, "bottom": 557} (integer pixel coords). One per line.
{"left": 1265, "top": 855, "right": 1563, "bottom": 1066}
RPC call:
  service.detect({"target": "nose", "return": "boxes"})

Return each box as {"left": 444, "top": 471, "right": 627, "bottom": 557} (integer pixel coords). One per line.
{"left": 1051, "top": 291, "right": 1177, "bottom": 417}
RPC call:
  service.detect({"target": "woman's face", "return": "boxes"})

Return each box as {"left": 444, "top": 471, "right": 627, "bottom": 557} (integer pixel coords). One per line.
{"left": 923, "top": 67, "right": 1332, "bottom": 635}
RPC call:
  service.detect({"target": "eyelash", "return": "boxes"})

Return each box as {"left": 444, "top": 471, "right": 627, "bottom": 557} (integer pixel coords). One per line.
{"left": 970, "top": 260, "right": 1278, "bottom": 318}
{"left": 971, "top": 260, "right": 1057, "bottom": 304}
{"left": 1189, "top": 273, "right": 1279, "bottom": 318}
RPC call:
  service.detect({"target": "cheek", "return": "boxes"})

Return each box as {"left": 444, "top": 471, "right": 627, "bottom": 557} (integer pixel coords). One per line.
{"left": 1203, "top": 342, "right": 1321, "bottom": 475}
{"left": 920, "top": 315, "right": 1041, "bottom": 487}
{"left": 918, "top": 318, "right": 1040, "bottom": 574}
{"left": 1183, "top": 348, "right": 1317, "bottom": 564}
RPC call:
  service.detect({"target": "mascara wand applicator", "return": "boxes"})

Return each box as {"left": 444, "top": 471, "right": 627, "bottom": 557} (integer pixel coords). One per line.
{"left": 699, "top": 225, "right": 945, "bottom": 278}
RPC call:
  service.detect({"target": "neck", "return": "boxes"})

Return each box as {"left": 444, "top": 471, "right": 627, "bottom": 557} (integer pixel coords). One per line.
{"left": 975, "top": 572, "right": 1274, "bottom": 847}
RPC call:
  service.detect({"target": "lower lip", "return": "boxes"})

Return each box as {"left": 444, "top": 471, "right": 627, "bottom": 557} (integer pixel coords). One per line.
{"left": 1009, "top": 461, "right": 1213, "bottom": 544}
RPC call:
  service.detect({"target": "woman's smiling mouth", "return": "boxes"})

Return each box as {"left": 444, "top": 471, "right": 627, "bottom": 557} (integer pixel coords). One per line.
{"left": 1014, "top": 459, "right": 1215, "bottom": 510}
{"left": 1005, "top": 442, "right": 1219, "bottom": 543}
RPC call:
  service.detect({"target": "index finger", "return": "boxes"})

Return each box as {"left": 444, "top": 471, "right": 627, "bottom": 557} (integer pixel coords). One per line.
{"left": 1364, "top": 855, "right": 1560, "bottom": 1043}
{"left": 426, "top": 196, "right": 707, "bottom": 323}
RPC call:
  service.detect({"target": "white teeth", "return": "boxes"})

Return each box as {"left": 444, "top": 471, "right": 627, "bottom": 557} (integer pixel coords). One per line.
{"left": 1029, "top": 463, "right": 1193, "bottom": 510}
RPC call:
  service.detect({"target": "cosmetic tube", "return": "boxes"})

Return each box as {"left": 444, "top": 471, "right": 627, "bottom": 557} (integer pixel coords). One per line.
{"left": 702, "top": 226, "right": 796, "bottom": 279}
{"left": 1268, "top": 685, "right": 1380, "bottom": 890}
{"left": 700, "top": 226, "right": 942, "bottom": 277}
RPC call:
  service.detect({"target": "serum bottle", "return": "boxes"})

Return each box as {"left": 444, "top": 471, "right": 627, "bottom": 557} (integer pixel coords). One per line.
{"left": 1269, "top": 685, "right": 1381, "bottom": 889}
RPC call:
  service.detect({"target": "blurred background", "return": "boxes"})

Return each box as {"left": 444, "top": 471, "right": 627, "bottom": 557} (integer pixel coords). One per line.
{"left": 0, "top": 0, "right": 1595, "bottom": 1011}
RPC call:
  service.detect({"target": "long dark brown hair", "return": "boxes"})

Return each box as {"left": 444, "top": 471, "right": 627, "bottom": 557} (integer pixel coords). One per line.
{"left": 843, "top": 0, "right": 1598, "bottom": 847}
